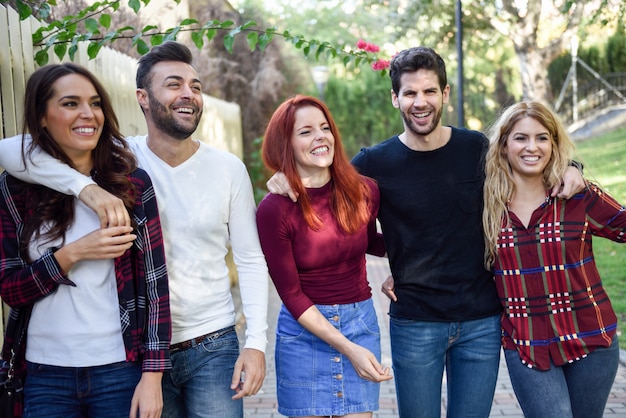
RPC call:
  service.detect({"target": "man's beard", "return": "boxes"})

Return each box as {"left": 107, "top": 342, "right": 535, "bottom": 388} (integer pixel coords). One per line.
{"left": 148, "top": 94, "right": 202, "bottom": 140}
{"left": 401, "top": 105, "right": 443, "bottom": 137}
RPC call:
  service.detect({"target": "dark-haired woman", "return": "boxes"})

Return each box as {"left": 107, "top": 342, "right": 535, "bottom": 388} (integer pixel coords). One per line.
{"left": 0, "top": 63, "right": 171, "bottom": 418}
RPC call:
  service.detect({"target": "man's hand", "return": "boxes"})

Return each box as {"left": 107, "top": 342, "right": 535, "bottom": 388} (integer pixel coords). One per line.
{"left": 231, "top": 348, "right": 266, "bottom": 400}
{"left": 266, "top": 172, "right": 298, "bottom": 203}
{"left": 551, "top": 165, "right": 586, "bottom": 199}
{"left": 79, "top": 184, "right": 131, "bottom": 228}
{"left": 381, "top": 275, "right": 397, "bottom": 302}
{"left": 130, "top": 372, "right": 163, "bottom": 418}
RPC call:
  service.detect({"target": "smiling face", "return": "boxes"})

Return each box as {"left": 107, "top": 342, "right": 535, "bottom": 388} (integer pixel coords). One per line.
{"left": 392, "top": 69, "right": 449, "bottom": 138}
{"left": 504, "top": 116, "right": 553, "bottom": 181}
{"left": 291, "top": 105, "right": 335, "bottom": 185}
{"left": 138, "top": 60, "right": 203, "bottom": 140}
{"left": 40, "top": 73, "right": 104, "bottom": 170}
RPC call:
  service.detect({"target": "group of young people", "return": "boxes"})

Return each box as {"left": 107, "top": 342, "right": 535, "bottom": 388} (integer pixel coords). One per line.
{"left": 0, "top": 40, "right": 622, "bottom": 418}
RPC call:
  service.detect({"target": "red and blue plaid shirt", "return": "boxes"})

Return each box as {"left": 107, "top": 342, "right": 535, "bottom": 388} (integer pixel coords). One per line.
{"left": 0, "top": 168, "right": 172, "bottom": 384}
{"left": 494, "top": 184, "right": 625, "bottom": 370}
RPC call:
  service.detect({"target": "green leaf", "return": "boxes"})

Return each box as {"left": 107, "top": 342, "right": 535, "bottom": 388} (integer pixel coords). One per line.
{"left": 258, "top": 32, "right": 273, "bottom": 51}
{"left": 68, "top": 44, "right": 79, "bottom": 61}
{"left": 53, "top": 43, "right": 67, "bottom": 61}
{"left": 87, "top": 42, "right": 103, "bottom": 59}
{"left": 128, "top": 0, "right": 141, "bottom": 13}
{"left": 151, "top": 34, "right": 164, "bottom": 46}
{"left": 117, "top": 25, "right": 135, "bottom": 33}
{"left": 241, "top": 21, "right": 256, "bottom": 30}
{"left": 203, "top": 19, "right": 221, "bottom": 29}
{"left": 15, "top": 0, "right": 32, "bottom": 19}
{"left": 37, "top": 2, "right": 51, "bottom": 20}
{"left": 164, "top": 26, "right": 180, "bottom": 41}
{"left": 246, "top": 31, "right": 258, "bottom": 51}
{"left": 99, "top": 14, "right": 111, "bottom": 29}
{"left": 228, "top": 26, "right": 242, "bottom": 37}
{"left": 206, "top": 28, "right": 217, "bottom": 41}
{"left": 102, "top": 30, "right": 117, "bottom": 43}
{"left": 85, "top": 18, "right": 100, "bottom": 33}
{"left": 45, "top": 34, "right": 59, "bottom": 48}
{"left": 136, "top": 39, "right": 150, "bottom": 55}
{"left": 35, "top": 49, "right": 49, "bottom": 66}
{"left": 315, "top": 44, "right": 325, "bottom": 59}
{"left": 141, "top": 25, "right": 158, "bottom": 33}
{"left": 220, "top": 20, "right": 234, "bottom": 29}
{"left": 223, "top": 34, "right": 234, "bottom": 53}
{"left": 191, "top": 31, "right": 204, "bottom": 49}
{"left": 32, "top": 29, "right": 44, "bottom": 45}
{"left": 180, "top": 18, "right": 198, "bottom": 26}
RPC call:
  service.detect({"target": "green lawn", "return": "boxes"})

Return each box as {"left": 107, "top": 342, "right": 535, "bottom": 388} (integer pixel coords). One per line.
{"left": 574, "top": 127, "right": 626, "bottom": 347}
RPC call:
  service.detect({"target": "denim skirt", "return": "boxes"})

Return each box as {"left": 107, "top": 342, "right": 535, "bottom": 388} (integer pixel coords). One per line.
{"left": 275, "top": 298, "right": 381, "bottom": 416}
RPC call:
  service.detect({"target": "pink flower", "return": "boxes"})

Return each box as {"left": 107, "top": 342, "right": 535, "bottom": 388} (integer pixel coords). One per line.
{"left": 371, "top": 59, "right": 390, "bottom": 71}
{"left": 356, "top": 39, "right": 380, "bottom": 53}
{"left": 365, "top": 43, "right": 380, "bottom": 53}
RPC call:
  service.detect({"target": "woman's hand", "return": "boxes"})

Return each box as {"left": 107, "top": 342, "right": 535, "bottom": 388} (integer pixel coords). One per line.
{"left": 54, "top": 226, "right": 136, "bottom": 272}
{"left": 344, "top": 342, "right": 393, "bottom": 383}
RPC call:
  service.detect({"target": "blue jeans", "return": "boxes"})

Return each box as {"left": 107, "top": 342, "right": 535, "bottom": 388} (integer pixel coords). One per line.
{"left": 389, "top": 314, "right": 501, "bottom": 418}
{"left": 24, "top": 360, "right": 142, "bottom": 418}
{"left": 504, "top": 335, "right": 619, "bottom": 418}
{"left": 162, "top": 326, "right": 242, "bottom": 418}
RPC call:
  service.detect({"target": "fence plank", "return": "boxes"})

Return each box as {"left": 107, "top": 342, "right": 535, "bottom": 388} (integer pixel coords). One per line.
{"left": 8, "top": 5, "right": 28, "bottom": 136}
{"left": 0, "top": 6, "right": 8, "bottom": 137}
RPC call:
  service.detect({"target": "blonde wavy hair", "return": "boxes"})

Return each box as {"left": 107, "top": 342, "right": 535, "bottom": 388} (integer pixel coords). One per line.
{"left": 483, "top": 101, "right": 576, "bottom": 268}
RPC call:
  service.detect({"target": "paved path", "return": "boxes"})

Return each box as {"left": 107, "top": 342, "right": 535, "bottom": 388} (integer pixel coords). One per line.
{"left": 241, "top": 255, "right": 626, "bottom": 417}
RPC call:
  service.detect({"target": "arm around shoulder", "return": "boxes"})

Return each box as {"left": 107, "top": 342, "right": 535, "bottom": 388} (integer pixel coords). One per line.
{"left": 0, "top": 134, "right": 96, "bottom": 197}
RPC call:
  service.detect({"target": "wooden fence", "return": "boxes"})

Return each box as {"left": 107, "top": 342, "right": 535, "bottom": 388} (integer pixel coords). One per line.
{"left": 0, "top": 4, "right": 244, "bottom": 334}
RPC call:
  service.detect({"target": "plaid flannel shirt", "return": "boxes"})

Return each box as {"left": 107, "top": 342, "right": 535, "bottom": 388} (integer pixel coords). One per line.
{"left": 494, "top": 183, "right": 625, "bottom": 370}
{"left": 0, "top": 168, "right": 172, "bottom": 385}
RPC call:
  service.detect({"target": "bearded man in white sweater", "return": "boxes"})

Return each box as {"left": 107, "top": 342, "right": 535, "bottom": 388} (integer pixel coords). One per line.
{"left": 0, "top": 41, "right": 268, "bottom": 418}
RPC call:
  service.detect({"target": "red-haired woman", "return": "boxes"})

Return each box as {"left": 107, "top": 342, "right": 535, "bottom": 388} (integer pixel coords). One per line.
{"left": 256, "top": 95, "right": 392, "bottom": 418}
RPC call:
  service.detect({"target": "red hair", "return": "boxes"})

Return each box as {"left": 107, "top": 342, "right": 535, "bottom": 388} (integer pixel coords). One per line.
{"left": 262, "top": 95, "right": 371, "bottom": 234}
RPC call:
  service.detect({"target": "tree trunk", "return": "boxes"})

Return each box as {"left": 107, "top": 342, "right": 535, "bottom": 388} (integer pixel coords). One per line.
{"left": 513, "top": 46, "right": 554, "bottom": 103}
{"left": 493, "top": 0, "right": 584, "bottom": 103}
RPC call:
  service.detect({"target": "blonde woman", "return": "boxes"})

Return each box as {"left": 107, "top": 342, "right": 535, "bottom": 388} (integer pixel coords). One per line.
{"left": 483, "top": 101, "right": 623, "bottom": 418}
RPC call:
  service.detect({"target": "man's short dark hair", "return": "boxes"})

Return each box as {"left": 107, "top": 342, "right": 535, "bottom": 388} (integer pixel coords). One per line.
{"left": 136, "top": 41, "right": 194, "bottom": 90}
{"left": 389, "top": 47, "right": 447, "bottom": 95}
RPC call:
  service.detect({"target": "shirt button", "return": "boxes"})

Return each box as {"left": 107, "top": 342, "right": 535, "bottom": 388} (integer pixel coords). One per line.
{"left": 332, "top": 315, "right": 339, "bottom": 321}
{"left": 336, "top": 391, "right": 344, "bottom": 398}
{"left": 336, "top": 374, "right": 343, "bottom": 380}
{"left": 333, "top": 356, "right": 341, "bottom": 362}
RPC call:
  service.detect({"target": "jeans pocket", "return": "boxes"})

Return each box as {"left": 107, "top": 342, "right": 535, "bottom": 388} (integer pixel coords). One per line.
{"left": 198, "top": 330, "right": 239, "bottom": 354}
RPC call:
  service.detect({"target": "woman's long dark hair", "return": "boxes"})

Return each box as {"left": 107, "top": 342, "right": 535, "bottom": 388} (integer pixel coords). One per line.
{"left": 20, "top": 63, "right": 137, "bottom": 259}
